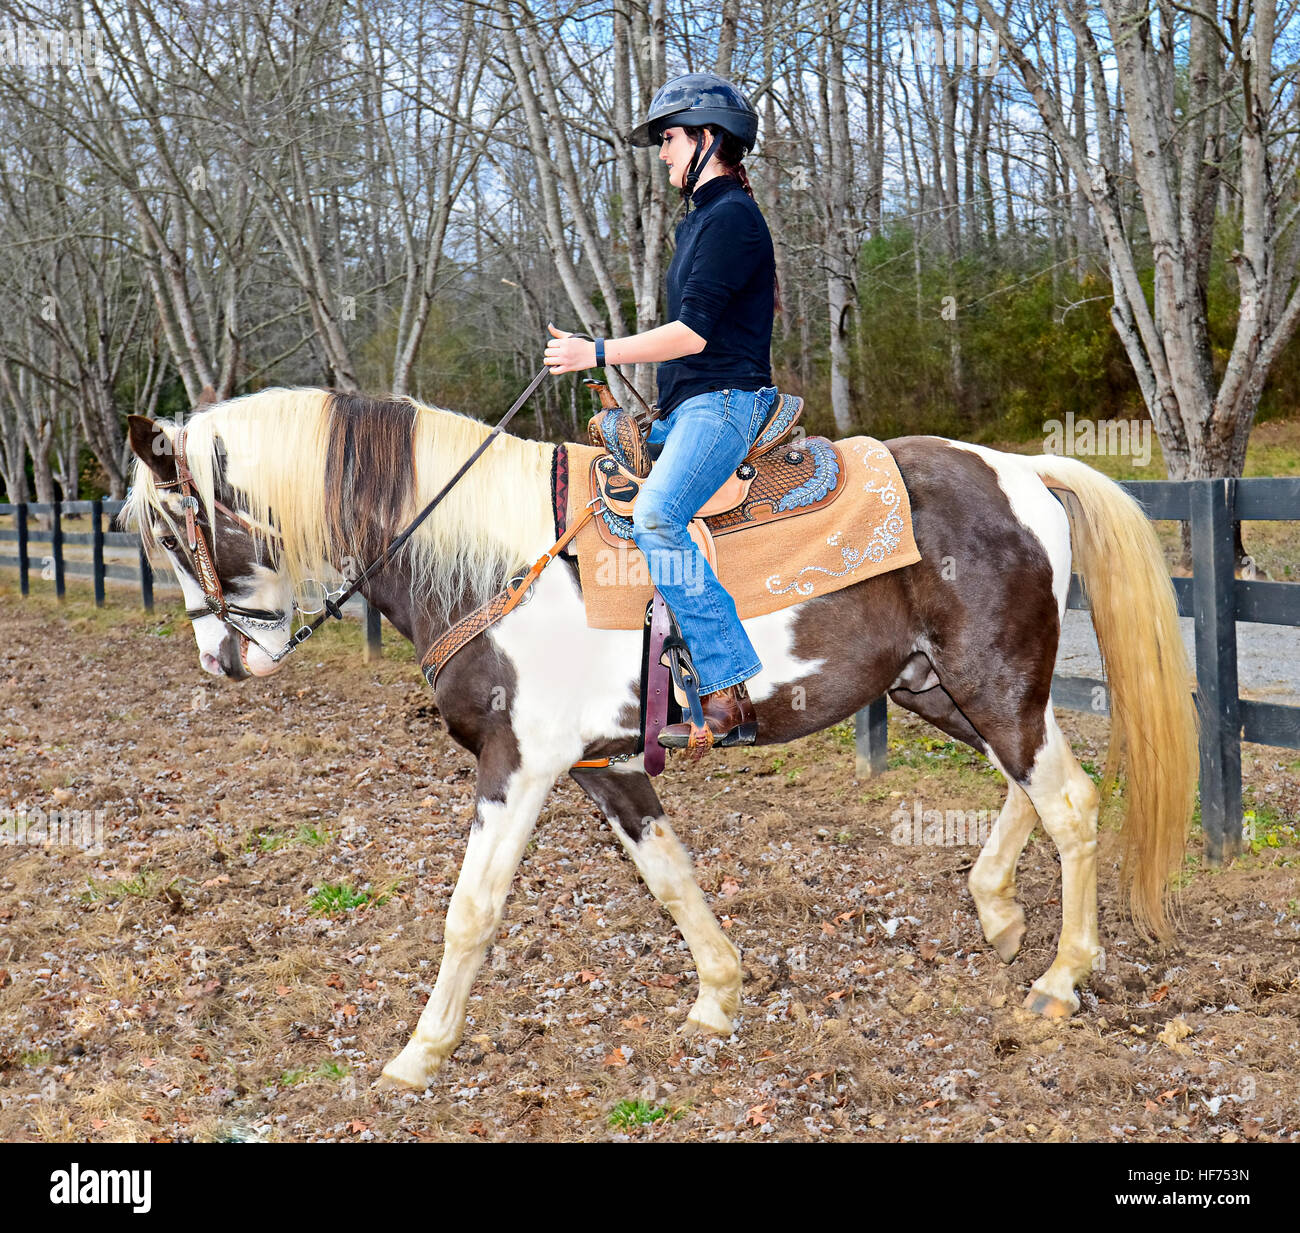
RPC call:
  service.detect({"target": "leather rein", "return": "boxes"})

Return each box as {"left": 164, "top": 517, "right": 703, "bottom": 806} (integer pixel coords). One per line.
{"left": 159, "top": 354, "right": 619, "bottom": 664}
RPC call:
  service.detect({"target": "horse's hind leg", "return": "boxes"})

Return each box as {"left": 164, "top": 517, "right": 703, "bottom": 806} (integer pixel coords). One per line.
{"left": 571, "top": 764, "right": 742, "bottom": 1035}
{"left": 381, "top": 745, "right": 555, "bottom": 1090}
{"left": 889, "top": 683, "right": 1039, "bottom": 962}
{"left": 969, "top": 782, "right": 1039, "bottom": 963}
{"left": 1017, "top": 713, "right": 1101, "bottom": 1016}
{"left": 902, "top": 679, "right": 1100, "bottom": 1014}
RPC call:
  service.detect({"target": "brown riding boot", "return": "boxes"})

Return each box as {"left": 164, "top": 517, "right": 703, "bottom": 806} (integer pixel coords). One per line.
{"left": 657, "top": 682, "right": 757, "bottom": 760}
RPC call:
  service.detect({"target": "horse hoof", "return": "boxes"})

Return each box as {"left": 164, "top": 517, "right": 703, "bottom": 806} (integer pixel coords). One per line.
{"left": 375, "top": 1070, "right": 424, "bottom": 1094}
{"left": 1022, "top": 990, "right": 1076, "bottom": 1018}
{"left": 681, "top": 999, "right": 735, "bottom": 1037}
{"left": 682, "top": 1016, "right": 733, "bottom": 1038}
{"left": 989, "top": 918, "right": 1026, "bottom": 964}
{"left": 379, "top": 1043, "right": 439, "bottom": 1091}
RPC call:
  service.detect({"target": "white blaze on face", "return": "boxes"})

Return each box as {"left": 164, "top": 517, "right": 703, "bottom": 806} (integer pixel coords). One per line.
{"left": 163, "top": 548, "right": 293, "bottom": 678}
{"left": 168, "top": 553, "right": 234, "bottom": 676}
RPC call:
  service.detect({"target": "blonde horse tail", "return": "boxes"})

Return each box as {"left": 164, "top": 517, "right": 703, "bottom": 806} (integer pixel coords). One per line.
{"left": 1022, "top": 455, "right": 1198, "bottom": 940}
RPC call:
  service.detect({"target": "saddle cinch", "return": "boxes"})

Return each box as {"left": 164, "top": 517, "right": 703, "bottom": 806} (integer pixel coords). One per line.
{"left": 584, "top": 379, "right": 845, "bottom": 566}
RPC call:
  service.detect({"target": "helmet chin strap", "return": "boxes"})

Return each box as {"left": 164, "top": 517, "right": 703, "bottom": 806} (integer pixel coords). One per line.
{"left": 682, "top": 130, "right": 724, "bottom": 207}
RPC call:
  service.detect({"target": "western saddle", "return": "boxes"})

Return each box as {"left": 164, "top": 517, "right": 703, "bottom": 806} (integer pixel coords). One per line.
{"left": 584, "top": 378, "right": 844, "bottom": 568}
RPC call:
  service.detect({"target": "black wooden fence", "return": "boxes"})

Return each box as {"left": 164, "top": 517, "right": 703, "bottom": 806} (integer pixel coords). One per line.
{"left": 854, "top": 476, "right": 1300, "bottom": 866}
{"left": 0, "top": 498, "right": 383, "bottom": 659}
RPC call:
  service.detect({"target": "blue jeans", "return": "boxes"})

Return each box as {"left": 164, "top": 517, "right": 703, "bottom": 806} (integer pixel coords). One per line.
{"left": 632, "top": 385, "right": 778, "bottom": 694}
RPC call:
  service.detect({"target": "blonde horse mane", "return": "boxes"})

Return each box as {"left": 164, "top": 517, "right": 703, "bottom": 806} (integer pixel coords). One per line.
{"left": 124, "top": 388, "right": 556, "bottom": 614}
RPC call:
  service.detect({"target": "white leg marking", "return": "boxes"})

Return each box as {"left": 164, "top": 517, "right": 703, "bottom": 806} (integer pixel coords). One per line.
{"left": 1019, "top": 711, "right": 1101, "bottom": 1014}
{"left": 381, "top": 767, "right": 553, "bottom": 1089}
{"left": 969, "top": 780, "right": 1039, "bottom": 962}
{"left": 611, "top": 815, "right": 741, "bottom": 1035}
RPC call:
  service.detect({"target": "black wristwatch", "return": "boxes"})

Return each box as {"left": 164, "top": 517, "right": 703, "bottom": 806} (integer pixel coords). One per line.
{"left": 594, "top": 337, "right": 605, "bottom": 368}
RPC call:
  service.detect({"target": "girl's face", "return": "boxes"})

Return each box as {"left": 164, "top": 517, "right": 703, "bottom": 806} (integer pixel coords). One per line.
{"left": 659, "top": 126, "right": 694, "bottom": 189}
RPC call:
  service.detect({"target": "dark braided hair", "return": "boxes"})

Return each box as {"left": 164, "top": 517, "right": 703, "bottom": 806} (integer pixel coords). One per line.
{"left": 682, "top": 124, "right": 783, "bottom": 315}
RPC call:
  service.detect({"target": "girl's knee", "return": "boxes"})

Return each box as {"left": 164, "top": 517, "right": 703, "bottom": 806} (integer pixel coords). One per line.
{"left": 632, "top": 494, "right": 681, "bottom": 538}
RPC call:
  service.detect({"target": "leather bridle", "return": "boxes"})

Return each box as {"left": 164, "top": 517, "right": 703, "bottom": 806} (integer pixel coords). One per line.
{"left": 153, "top": 426, "right": 294, "bottom": 664}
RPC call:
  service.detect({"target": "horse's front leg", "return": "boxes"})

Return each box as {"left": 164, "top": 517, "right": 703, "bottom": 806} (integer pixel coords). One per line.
{"left": 381, "top": 746, "right": 555, "bottom": 1090}
{"left": 571, "top": 764, "right": 742, "bottom": 1035}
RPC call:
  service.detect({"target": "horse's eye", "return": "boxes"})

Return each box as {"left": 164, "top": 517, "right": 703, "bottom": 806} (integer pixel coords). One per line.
{"left": 159, "top": 534, "right": 178, "bottom": 552}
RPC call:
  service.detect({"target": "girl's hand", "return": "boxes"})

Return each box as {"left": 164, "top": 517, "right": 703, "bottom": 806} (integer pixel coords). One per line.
{"left": 544, "top": 322, "right": 597, "bottom": 374}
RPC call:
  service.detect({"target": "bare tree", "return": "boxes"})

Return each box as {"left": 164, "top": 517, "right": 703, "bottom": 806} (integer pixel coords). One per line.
{"left": 977, "top": 0, "right": 1300, "bottom": 497}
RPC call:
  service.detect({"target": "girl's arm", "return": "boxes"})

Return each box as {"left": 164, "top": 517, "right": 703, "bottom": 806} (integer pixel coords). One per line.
{"left": 543, "top": 320, "right": 705, "bottom": 374}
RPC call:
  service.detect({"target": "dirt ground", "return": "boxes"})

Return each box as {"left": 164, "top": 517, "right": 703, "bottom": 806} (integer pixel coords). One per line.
{"left": 1, "top": 580, "right": 1298, "bottom": 1143}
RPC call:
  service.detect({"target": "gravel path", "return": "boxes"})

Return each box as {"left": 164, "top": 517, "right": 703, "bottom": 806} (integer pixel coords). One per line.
{"left": 1056, "top": 610, "right": 1300, "bottom": 706}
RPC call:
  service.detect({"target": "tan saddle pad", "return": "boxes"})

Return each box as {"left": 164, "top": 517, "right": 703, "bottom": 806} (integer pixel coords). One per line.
{"left": 566, "top": 435, "right": 921, "bottom": 630}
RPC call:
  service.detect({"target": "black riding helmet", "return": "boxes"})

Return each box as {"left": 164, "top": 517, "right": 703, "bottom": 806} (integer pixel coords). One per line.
{"left": 629, "top": 72, "right": 759, "bottom": 205}
{"left": 629, "top": 72, "right": 759, "bottom": 149}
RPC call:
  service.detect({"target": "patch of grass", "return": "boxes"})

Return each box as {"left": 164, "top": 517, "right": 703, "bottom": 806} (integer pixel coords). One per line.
{"left": 608, "top": 1099, "right": 681, "bottom": 1128}
{"left": 19, "top": 1049, "right": 52, "bottom": 1067}
{"left": 829, "top": 720, "right": 856, "bottom": 749}
{"left": 307, "top": 879, "right": 399, "bottom": 916}
{"left": 1244, "top": 802, "right": 1298, "bottom": 854}
{"left": 888, "top": 730, "right": 1000, "bottom": 778}
{"left": 78, "top": 871, "right": 191, "bottom": 916}
{"left": 278, "top": 1060, "right": 351, "bottom": 1086}
{"left": 1173, "top": 850, "right": 1203, "bottom": 890}
{"left": 249, "top": 823, "right": 329, "bottom": 853}
{"left": 308, "top": 883, "right": 369, "bottom": 914}
{"left": 80, "top": 870, "right": 159, "bottom": 903}
{"left": 204, "top": 824, "right": 237, "bottom": 863}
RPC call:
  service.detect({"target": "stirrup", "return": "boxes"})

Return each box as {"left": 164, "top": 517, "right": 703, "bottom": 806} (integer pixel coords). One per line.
{"left": 662, "top": 630, "right": 707, "bottom": 732}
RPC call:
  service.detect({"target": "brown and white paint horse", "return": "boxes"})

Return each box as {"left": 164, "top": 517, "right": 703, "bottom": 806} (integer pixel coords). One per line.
{"left": 124, "top": 388, "right": 1197, "bottom": 1091}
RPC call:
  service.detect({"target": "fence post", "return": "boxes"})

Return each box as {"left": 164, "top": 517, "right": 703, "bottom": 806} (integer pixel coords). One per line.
{"left": 91, "top": 498, "right": 105, "bottom": 607}
{"left": 51, "top": 501, "right": 65, "bottom": 600}
{"left": 139, "top": 541, "right": 154, "bottom": 611}
{"left": 1190, "top": 478, "right": 1242, "bottom": 864}
{"left": 854, "top": 696, "right": 889, "bottom": 778}
{"left": 16, "top": 503, "right": 29, "bottom": 596}
{"left": 364, "top": 597, "right": 382, "bottom": 662}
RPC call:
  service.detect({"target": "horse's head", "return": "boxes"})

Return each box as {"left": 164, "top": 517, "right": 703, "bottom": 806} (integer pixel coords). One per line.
{"left": 125, "top": 408, "right": 296, "bottom": 680}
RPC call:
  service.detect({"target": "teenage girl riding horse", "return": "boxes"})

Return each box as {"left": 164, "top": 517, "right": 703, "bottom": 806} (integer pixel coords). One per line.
{"left": 545, "top": 72, "right": 774, "bottom": 759}
{"left": 123, "top": 75, "right": 1196, "bottom": 1092}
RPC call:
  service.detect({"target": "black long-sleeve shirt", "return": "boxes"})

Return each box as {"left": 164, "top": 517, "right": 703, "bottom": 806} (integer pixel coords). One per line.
{"left": 656, "top": 175, "right": 775, "bottom": 417}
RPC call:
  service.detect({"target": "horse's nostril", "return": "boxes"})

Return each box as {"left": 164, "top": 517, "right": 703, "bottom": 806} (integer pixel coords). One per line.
{"left": 200, "top": 652, "right": 224, "bottom": 677}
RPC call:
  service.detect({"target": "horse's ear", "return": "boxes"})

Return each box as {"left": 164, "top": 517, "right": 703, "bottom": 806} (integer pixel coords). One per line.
{"left": 127, "top": 415, "right": 178, "bottom": 484}
{"left": 196, "top": 385, "right": 217, "bottom": 408}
